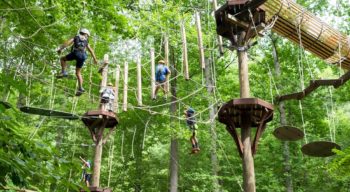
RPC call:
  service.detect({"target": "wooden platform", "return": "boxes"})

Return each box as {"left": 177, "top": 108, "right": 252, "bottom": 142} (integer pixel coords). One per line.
{"left": 0, "top": 100, "right": 12, "bottom": 109}
{"left": 218, "top": 98, "right": 274, "bottom": 155}
{"left": 215, "top": 0, "right": 266, "bottom": 42}
{"left": 277, "top": 71, "right": 350, "bottom": 102}
{"left": 273, "top": 125, "right": 304, "bottom": 141}
{"left": 82, "top": 110, "right": 119, "bottom": 129}
{"left": 19, "top": 106, "right": 79, "bottom": 120}
{"left": 80, "top": 187, "right": 112, "bottom": 192}
{"left": 301, "top": 141, "right": 340, "bottom": 157}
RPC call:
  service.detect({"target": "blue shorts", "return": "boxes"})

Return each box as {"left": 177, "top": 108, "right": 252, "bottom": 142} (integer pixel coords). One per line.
{"left": 85, "top": 174, "right": 92, "bottom": 183}
{"left": 65, "top": 51, "right": 87, "bottom": 68}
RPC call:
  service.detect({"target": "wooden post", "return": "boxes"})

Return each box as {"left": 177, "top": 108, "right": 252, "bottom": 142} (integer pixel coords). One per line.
{"left": 137, "top": 56, "right": 142, "bottom": 106}
{"left": 92, "top": 54, "right": 109, "bottom": 187}
{"left": 150, "top": 48, "right": 156, "bottom": 99}
{"left": 195, "top": 11, "right": 205, "bottom": 69}
{"left": 123, "top": 62, "right": 128, "bottom": 112}
{"left": 99, "top": 54, "right": 109, "bottom": 111}
{"left": 237, "top": 32, "right": 255, "bottom": 192}
{"left": 181, "top": 22, "right": 189, "bottom": 80}
{"left": 212, "top": 0, "right": 224, "bottom": 54}
{"left": 164, "top": 35, "right": 171, "bottom": 92}
{"left": 114, "top": 65, "right": 120, "bottom": 113}
{"left": 169, "top": 47, "right": 178, "bottom": 192}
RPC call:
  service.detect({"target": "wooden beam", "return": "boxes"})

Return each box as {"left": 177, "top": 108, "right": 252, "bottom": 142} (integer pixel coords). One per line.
{"left": 277, "top": 71, "right": 350, "bottom": 102}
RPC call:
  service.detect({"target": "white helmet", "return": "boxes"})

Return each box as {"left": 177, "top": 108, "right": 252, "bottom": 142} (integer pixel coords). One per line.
{"left": 80, "top": 28, "right": 90, "bottom": 36}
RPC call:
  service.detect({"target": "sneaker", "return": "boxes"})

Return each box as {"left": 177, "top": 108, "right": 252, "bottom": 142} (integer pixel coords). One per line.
{"left": 56, "top": 71, "right": 68, "bottom": 78}
{"left": 75, "top": 88, "right": 85, "bottom": 96}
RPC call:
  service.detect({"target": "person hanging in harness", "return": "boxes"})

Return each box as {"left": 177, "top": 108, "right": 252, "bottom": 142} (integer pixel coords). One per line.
{"left": 153, "top": 60, "right": 171, "bottom": 100}
{"left": 100, "top": 83, "right": 115, "bottom": 112}
{"left": 184, "top": 106, "right": 200, "bottom": 154}
{"left": 79, "top": 156, "right": 92, "bottom": 187}
{"left": 57, "top": 28, "right": 98, "bottom": 96}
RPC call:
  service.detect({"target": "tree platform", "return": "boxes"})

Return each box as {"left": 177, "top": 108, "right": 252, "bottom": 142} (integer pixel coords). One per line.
{"left": 218, "top": 98, "right": 274, "bottom": 156}
{"left": 82, "top": 110, "right": 119, "bottom": 129}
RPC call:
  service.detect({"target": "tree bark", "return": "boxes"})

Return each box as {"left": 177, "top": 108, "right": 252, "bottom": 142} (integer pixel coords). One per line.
{"left": 204, "top": 58, "right": 221, "bottom": 191}
{"left": 92, "top": 129, "right": 104, "bottom": 187}
{"left": 271, "top": 35, "right": 293, "bottom": 192}
{"left": 93, "top": 56, "right": 109, "bottom": 187}
{"left": 237, "top": 32, "right": 255, "bottom": 192}
{"left": 169, "top": 47, "right": 178, "bottom": 192}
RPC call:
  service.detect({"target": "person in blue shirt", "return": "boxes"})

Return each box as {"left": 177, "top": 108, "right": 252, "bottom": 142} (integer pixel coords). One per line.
{"left": 57, "top": 28, "right": 98, "bottom": 96}
{"left": 184, "top": 107, "right": 200, "bottom": 154}
{"left": 153, "top": 60, "right": 171, "bottom": 100}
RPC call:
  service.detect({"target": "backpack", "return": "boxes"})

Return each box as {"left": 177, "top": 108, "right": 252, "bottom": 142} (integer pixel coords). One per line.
{"left": 155, "top": 65, "right": 167, "bottom": 81}
{"left": 72, "top": 35, "right": 88, "bottom": 52}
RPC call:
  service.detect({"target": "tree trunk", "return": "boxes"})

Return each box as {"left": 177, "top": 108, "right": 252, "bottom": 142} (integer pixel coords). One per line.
{"left": 169, "top": 47, "right": 178, "bottom": 192}
{"left": 92, "top": 132, "right": 104, "bottom": 187}
{"left": 237, "top": 32, "right": 255, "bottom": 192}
{"left": 271, "top": 35, "right": 293, "bottom": 192}
{"left": 204, "top": 58, "right": 221, "bottom": 191}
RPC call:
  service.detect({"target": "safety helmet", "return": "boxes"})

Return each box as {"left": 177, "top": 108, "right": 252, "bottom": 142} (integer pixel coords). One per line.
{"left": 108, "top": 83, "right": 113, "bottom": 86}
{"left": 158, "top": 60, "right": 165, "bottom": 64}
{"left": 80, "top": 28, "right": 90, "bottom": 36}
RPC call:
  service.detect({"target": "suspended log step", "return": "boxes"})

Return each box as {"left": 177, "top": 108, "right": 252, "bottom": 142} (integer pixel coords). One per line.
{"left": 218, "top": 98, "right": 274, "bottom": 156}
{"left": 0, "top": 100, "right": 12, "bottom": 109}
{"left": 82, "top": 110, "right": 119, "bottom": 129}
{"left": 19, "top": 106, "right": 79, "bottom": 120}
{"left": 273, "top": 126, "right": 304, "bottom": 141}
{"left": 276, "top": 71, "right": 350, "bottom": 102}
{"left": 301, "top": 141, "right": 340, "bottom": 157}
{"left": 80, "top": 187, "right": 112, "bottom": 192}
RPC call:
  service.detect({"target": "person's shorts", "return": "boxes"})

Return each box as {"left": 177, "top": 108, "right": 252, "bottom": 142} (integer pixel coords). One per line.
{"left": 65, "top": 51, "right": 87, "bottom": 68}
{"left": 85, "top": 174, "right": 92, "bottom": 183}
{"left": 156, "top": 80, "right": 166, "bottom": 86}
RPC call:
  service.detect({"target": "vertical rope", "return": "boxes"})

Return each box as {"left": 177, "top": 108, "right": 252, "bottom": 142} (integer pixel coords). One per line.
{"left": 299, "top": 100, "right": 307, "bottom": 143}
{"left": 329, "top": 87, "right": 336, "bottom": 142}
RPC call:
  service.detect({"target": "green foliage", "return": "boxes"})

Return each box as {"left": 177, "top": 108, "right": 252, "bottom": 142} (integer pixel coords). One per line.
{"left": 1, "top": 0, "right": 350, "bottom": 191}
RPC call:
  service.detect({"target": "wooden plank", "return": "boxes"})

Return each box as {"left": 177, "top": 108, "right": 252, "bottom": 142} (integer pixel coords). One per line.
{"left": 19, "top": 106, "right": 79, "bottom": 120}
{"left": 277, "top": 71, "right": 350, "bottom": 102}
